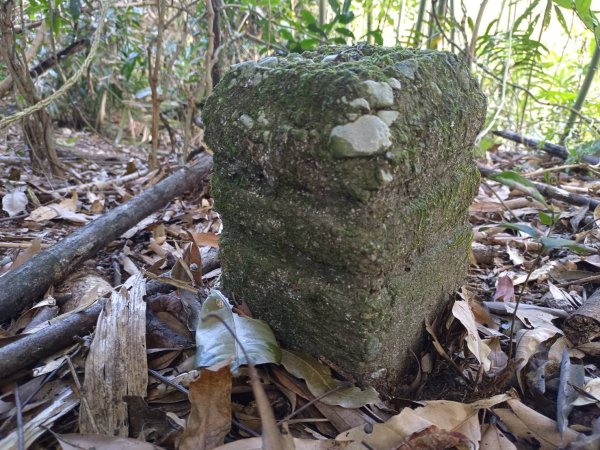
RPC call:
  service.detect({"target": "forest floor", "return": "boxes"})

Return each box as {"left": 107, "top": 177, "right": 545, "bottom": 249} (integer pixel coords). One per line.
{"left": 0, "top": 125, "right": 599, "bottom": 449}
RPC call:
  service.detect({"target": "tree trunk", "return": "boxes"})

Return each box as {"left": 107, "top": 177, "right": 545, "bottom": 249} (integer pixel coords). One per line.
{"left": 561, "top": 44, "right": 600, "bottom": 144}
{"left": 412, "top": 0, "right": 428, "bottom": 48}
{"left": 0, "top": 2, "right": 63, "bottom": 176}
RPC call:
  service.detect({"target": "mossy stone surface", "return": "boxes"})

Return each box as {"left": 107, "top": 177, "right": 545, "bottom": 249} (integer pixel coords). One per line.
{"left": 204, "top": 45, "right": 486, "bottom": 394}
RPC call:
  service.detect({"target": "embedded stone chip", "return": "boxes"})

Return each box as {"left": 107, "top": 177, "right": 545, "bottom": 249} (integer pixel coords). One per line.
{"left": 231, "top": 60, "right": 257, "bottom": 75}
{"left": 349, "top": 98, "right": 370, "bottom": 110}
{"left": 258, "top": 56, "right": 279, "bottom": 68}
{"left": 257, "top": 111, "right": 269, "bottom": 126}
{"left": 387, "top": 78, "right": 402, "bottom": 90}
{"left": 377, "top": 110, "right": 399, "bottom": 126}
{"left": 378, "top": 168, "right": 394, "bottom": 184}
{"left": 239, "top": 114, "right": 254, "bottom": 129}
{"left": 330, "top": 115, "right": 392, "bottom": 157}
{"left": 361, "top": 80, "right": 394, "bottom": 108}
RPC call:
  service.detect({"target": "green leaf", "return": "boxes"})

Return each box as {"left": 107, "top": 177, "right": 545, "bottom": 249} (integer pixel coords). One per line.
{"left": 195, "top": 290, "right": 281, "bottom": 373}
{"left": 341, "top": 0, "right": 352, "bottom": 14}
{"left": 300, "top": 9, "right": 317, "bottom": 25}
{"left": 488, "top": 171, "right": 549, "bottom": 208}
{"left": 542, "top": 0, "right": 553, "bottom": 30}
{"left": 338, "top": 12, "right": 355, "bottom": 24}
{"left": 514, "top": 0, "right": 541, "bottom": 31}
{"left": 299, "top": 38, "right": 319, "bottom": 50}
{"left": 367, "top": 29, "right": 383, "bottom": 45}
{"left": 467, "top": 16, "right": 474, "bottom": 31}
{"left": 481, "top": 223, "right": 542, "bottom": 238}
{"left": 539, "top": 211, "right": 559, "bottom": 226}
{"left": 540, "top": 237, "right": 596, "bottom": 254}
{"left": 279, "top": 29, "right": 294, "bottom": 42}
{"left": 281, "top": 350, "right": 380, "bottom": 408}
{"left": 554, "top": 5, "right": 571, "bottom": 35}
{"left": 335, "top": 27, "right": 355, "bottom": 38}
{"left": 552, "top": 0, "right": 573, "bottom": 8}
{"left": 307, "top": 22, "right": 326, "bottom": 37}
{"left": 328, "top": 0, "right": 340, "bottom": 14}
{"left": 574, "top": 0, "right": 596, "bottom": 32}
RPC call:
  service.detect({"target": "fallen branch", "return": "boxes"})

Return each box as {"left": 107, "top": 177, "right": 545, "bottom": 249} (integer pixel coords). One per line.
{"left": 50, "top": 168, "right": 150, "bottom": 196}
{"left": 0, "top": 153, "right": 213, "bottom": 321}
{"left": 0, "top": 233, "right": 218, "bottom": 380}
{"left": 478, "top": 164, "right": 600, "bottom": 209}
{"left": 492, "top": 130, "right": 600, "bottom": 166}
{"left": 0, "top": 300, "right": 105, "bottom": 381}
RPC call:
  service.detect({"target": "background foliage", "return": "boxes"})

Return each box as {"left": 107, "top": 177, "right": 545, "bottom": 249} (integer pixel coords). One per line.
{"left": 2, "top": 0, "right": 599, "bottom": 160}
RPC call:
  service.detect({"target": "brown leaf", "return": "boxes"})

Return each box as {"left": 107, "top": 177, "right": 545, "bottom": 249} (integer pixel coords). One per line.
{"left": 494, "top": 275, "right": 515, "bottom": 302}
{"left": 179, "top": 367, "right": 233, "bottom": 450}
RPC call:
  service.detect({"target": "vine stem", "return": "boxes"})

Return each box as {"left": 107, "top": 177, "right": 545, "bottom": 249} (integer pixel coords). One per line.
{"left": 0, "top": 0, "right": 111, "bottom": 130}
{"left": 507, "top": 249, "right": 544, "bottom": 361}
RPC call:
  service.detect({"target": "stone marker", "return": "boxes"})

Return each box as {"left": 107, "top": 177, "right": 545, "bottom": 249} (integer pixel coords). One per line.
{"left": 204, "top": 45, "right": 486, "bottom": 394}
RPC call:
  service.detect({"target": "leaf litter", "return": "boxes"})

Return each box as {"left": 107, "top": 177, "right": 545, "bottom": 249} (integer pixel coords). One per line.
{"left": 1, "top": 131, "right": 600, "bottom": 449}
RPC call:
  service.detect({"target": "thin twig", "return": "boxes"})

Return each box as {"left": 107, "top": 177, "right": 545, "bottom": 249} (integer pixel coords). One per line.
{"left": 14, "top": 384, "right": 24, "bottom": 450}
{"left": 508, "top": 251, "right": 543, "bottom": 360}
{"left": 277, "top": 382, "right": 351, "bottom": 425}
{"left": 66, "top": 355, "right": 99, "bottom": 434}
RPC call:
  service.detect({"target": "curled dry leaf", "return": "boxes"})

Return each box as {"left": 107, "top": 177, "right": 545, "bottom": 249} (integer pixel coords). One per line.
{"left": 2, "top": 190, "right": 28, "bottom": 216}
{"left": 451, "top": 300, "right": 492, "bottom": 372}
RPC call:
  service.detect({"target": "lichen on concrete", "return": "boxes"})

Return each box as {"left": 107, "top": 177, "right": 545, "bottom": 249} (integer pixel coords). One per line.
{"left": 204, "top": 45, "right": 486, "bottom": 395}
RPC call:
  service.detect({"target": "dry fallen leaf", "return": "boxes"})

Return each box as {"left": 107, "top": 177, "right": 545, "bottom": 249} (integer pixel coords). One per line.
{"left": 452, "top": 300, "right": 493, "bottom": 372}
{"left": 179, "top": 367, "right": 232, "bottom": 450}
{"left": 2, "top": 190, "right": 28, "bottom": 216}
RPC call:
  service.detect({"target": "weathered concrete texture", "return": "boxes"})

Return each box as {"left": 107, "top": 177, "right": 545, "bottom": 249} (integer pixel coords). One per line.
{"left": 204, "top": 45, "right": 486, "bottom": 394}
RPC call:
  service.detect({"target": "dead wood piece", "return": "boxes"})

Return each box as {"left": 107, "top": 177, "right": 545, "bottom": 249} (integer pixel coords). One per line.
{"left": 493, "top": 130, "right": 600, "bottom": 166}
{"left": 470, "top": 242, "right": 501, "bottom": 266}
{"left": 0, "top": 153, "right": 213, "bottom": 322}
{"left": 79, "top": 274, "right": 147, "bottom": 436}
{"left": 478, "top": 164, "right": 600, "bottom": 209}
{"left": 50, "top": 169, "right": 149, "bottom": 196}
{"left": 0, "top": 300, "right": 105, "bottom": 381}
{"left": 563, "top": 288, "right": 600, "bottom": 346}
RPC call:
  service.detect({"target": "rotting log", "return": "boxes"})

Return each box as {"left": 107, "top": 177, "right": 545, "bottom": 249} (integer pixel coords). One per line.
{"left": 204, "top": 46, "right": 486, "bottom": 394}
{"left": 563, "top": 288, "right": 600, "bottom": 347}
{"left": 478, "top": 164, "right": 600, "bottom": 209}
{"left": 0, "top": 153, "right": 213, "bottom": 322}
{"left": 492, "top": 130, "right": 600, "bottom": 166}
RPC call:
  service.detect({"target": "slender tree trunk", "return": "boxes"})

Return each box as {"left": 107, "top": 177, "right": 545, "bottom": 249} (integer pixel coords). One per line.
{"left": 319, "top": 0, "right": 326, "bottom": 25}
{"left": 395, "top": 0, "right": 404, "bottom": 44}
{"left": 367, "top": 9, "right": 373, "bottom": 44}
{"left": 210, "top": 0, "right": 221, "bottom": 87}
{"left": 428, "top": 0, "right": 446, "bottom": 49}
{"left": 561, "top": 44, "right": 600, "bottom": 144}
{"left": 148, "top": 0, "right": 166, "bottom": 170}
{"left": 205, "top": 0, "right": 215, "bottom": 95}
{"left": 467, "top": 0, "right": 488, "bottom": 67}
{"left": 412, "top": 0, "right": 427, "bottom": 48}
{"left": 517, "top": 23, "right": 545, "bottom": 132}
{"left": 0, "top": 1, "right": 63, "bottom": 176}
